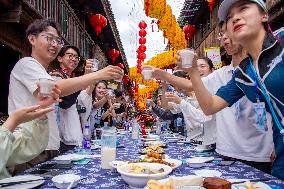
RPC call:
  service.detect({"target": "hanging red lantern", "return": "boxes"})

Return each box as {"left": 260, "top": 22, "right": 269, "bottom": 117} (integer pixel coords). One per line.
{"left": 137, "top": 52, "right": 146, "bottom": 60}
{"left": 137, "top": 59, "right": 142, "bottom": 65}
{"left": 139, "top": 29, "right": 147, "bottom": 37}
{"left": 207, "top": 0, "right": 216, "bottom": 12}
{"left": 108, "top": 48, "right": 120, "bottom": 63}
{"left": 139, "top": 21, "right": 147, "bottom": 29}
{"left": 89, "top": 14, "right": 107, "bottom": 36}
{"left": 139, "top": 37, "right": 146, "bottom": 45}
{"left": 138, "top": 45, "right": 146, "bottom": 53}
{"left": 183, "top": 24, "right": 196, "bottom": 41}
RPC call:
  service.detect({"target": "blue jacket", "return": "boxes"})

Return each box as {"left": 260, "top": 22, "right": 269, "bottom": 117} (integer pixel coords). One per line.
{"left": 216, "top": 31, "right": 284, "bottom": 179}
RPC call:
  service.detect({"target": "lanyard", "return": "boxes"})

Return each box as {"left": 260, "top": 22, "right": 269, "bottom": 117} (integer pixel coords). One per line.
{"left": 249, "top": 58, "right": 284, "bottom": 136}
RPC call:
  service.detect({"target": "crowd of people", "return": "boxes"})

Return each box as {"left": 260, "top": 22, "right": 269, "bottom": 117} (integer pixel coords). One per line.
{"left": 0, "top": 0, "right": 283, "bottom": 182}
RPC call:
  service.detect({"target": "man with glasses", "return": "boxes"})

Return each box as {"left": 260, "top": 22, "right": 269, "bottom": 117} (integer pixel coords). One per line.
{"left": 145, "top": 21, "right": 274, "bottom": 173}
{"left": 8, "top": 19, "right": 123, "bottom": 171}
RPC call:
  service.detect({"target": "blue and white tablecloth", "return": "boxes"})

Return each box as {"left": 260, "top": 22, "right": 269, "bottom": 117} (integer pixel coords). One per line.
{"left": 24, "top": 134, "right": 284, "bottom": 188}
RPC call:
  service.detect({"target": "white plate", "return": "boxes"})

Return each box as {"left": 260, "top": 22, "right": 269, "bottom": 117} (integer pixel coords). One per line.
{"left": 143, "top": 178, "right": 205, "bottom": 189}
{"left": 109, "top": 160, "right": 128, "bottom": 169}
{"left": 54, "top": 154, "right": 86, "bottom": 162}
{"left": 232, "top": 181, "right": 271, "bottom": 189}
{"left": 186, "top": 157, "right": 214, "bottom": 164}
{"left": 194, "top": 169, "right": 222, "bottom": 177}
{"left": 140, "top": 155, "right": 170, "bottom": 159}
{"left": 139, "top": 157, "right": 181, "bottom": 169}
{"left": 52, "top": 174, "right": 80, "bottom": 189}
{"left": 0, "top": 175, "right": 45, "bottom": 189}
{"left": 144, "top": 141, "right": 166, "bottom": 146}
{"left": 165, "top": 159, "right": 182, "bottom": 169}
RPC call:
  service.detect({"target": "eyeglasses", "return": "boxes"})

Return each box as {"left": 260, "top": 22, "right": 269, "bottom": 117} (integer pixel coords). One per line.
{"left": 64, "top": 52, "right": 80, "bottom": 61}
{"left": 41, "top": 33, "right": 64, "bottom": 46}
{"left": 198, "top": 65, "right": 209, "bottom": 69}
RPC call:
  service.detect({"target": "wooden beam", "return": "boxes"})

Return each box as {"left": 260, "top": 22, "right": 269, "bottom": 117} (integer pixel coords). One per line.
{"left": 0, "top": 2, "right": 21, "bottom": 22}
{"left": 0, "top": 0, "right": 16, "bottom": 9}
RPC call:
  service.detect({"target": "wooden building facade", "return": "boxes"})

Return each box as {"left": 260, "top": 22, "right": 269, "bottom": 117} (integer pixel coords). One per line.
{"left": 179, "top": 0, "right": 284, "bottom": 57}
{"left": 0, "top": 0, "right": 128, "bottom": 116}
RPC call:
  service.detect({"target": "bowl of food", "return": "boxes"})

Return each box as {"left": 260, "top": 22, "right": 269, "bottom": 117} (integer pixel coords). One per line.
{"left": 52, "top": 174, "right": 80, "bottom": 189}
{"left": 117, "top": 163, "right": 172, "bottom": 189}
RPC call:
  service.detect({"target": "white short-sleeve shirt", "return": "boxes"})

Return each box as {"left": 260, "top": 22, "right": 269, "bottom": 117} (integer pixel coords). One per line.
{"left": 8, "top": 57, "right": 60, "bottom": 150}
{"left": 201, "top": 64, "right": 273, "bottom": 162}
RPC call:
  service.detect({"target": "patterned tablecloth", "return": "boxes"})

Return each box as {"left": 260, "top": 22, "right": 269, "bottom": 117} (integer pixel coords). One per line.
{"left": 24, "top": 134, "right": 284, "bottom": 189}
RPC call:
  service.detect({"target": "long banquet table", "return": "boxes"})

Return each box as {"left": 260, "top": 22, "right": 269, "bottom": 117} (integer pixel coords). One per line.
{"left": 24, "top": 134, "right": 284, "bottom": 189}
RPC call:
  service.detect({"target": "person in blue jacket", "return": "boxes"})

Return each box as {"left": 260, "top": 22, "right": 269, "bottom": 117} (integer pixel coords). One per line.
{"left": 180, "top": 0, "right": 284, "bottom": 180}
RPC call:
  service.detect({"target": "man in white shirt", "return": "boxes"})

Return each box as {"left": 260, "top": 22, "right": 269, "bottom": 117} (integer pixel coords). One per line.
{"left": 145, "top": 22, "right": 274, "bottom": 173}
{"left": 8, "top": 19, "right": 123, "bottom": 169}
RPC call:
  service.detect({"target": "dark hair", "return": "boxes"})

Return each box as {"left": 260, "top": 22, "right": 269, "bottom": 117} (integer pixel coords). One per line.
{"left": 200, "top": 57, "right": 214, "bottom": 70}
{"left": 173, "top": 71, "right": 188, "bottom": 78}
{"left": 92, "top": 81, "right": 108, "bottom": 99}
{"left": 26, "top": 19, "right": 61, "bottom": 38}
{"left": 48, "top": 45, "right": 83, "bottom": 75}
{"left": 218, "top": 21, "right": 225, "bottom": 29}
{"left": 114, "top": 90, "right": 123, "bottom": 97}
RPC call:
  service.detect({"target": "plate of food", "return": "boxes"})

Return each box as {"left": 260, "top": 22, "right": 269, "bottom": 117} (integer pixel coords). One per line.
{"left": 144, "top": 175, "right": 204, "bottom": 189}
{"left": 137, "top": 153, "right": 182, "bottom": 169}
{"left": 139, "top": 145, "right": 165, "bottom": 154}
{"left": 117, "top": 163, "right": 172, "bottom": 189}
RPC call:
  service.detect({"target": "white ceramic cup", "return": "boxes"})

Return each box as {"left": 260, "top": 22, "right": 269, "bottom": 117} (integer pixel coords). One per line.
{"left": 141, "top": 67, "right": 153, "bottom": 80}
{"left": 114, "top": 70, "right": 124, "bottom": 83}
{"left": 92, "top": 59, "right": 99, "bottom": 72}
{"left": 179, "top": 48, "right": 195, "bottom": 68}
{"left": 38, "top": 78, "right": 55, "bottom": 97}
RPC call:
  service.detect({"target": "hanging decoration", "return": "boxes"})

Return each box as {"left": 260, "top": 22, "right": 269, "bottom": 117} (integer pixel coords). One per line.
{"left": 183, "top": 24, "right": 196, "bottom": 42}
{"left": 89, "top": 14, "right": 107, "bottom": 36}
{"left": 207, "top": 0, "right": 216, "bottom": 12}
{"left": 128, "top": 0, "right": 192, "bottom": 111}
{"left": 107, "top": 48, "right": 120, "bottom": 63}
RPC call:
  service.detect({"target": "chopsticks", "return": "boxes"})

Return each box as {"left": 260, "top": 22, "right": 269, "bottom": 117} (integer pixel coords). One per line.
{"left": 0, "top": 178, "right": 45, "bottom": 187}
{"left": 231, "top": 178, "right": 269, "bottom": 184}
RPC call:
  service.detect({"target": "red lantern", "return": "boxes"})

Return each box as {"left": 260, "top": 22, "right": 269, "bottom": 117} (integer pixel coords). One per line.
{"left": 139, "top": 37, "right": 146, "bottom": 45}
{"left": 139, "top": 29, "right": 147, "bottom": 37}
{"left": 183, "top": 24, "right": 196, "bottom": 41}
{"left": 90, "top": 14, "right": 107, "bottom": 36}
{"left": 137, "top": 59, "right": 142, "bottom": 65}
{"left": 108, "top": 48, "right": 120, "bottom": 63}
{"left": 137, "top": 53, "right": 146, "bottom": 60}
{"left": 139, "top": 21, "right": 147, "bottom": 29}
{"left": 138, "top": 45, "right": 146, "bottom": 53}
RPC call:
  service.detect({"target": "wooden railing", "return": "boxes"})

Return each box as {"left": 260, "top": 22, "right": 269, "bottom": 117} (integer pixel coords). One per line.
{"left": 23, "top": 0, "right": 94, "bottom": 58}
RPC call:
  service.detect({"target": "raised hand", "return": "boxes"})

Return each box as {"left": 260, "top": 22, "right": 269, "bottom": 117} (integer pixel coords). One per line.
{"left": 37, "top": 84, "right": 61, "bottom": 108}
{"left": 95, "top": 65, "right": 123, "bottom": 81}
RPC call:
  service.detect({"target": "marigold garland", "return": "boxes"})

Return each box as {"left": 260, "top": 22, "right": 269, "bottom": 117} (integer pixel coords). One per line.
{"left": 131, "top": 0, "right": 188, "bottom": 111}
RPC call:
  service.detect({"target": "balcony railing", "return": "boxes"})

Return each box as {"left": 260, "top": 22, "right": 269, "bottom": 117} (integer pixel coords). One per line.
{"left": 24, "top": 0, "right": 94, "bottom": 58}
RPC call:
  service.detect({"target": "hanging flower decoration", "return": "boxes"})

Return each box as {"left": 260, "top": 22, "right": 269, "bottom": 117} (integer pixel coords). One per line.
{"left": 129, "top": 0, "right": 191, "bottom": 111}
{"left": 89, "top": 14, "right": 107, "bottom": 36}
{"left": 107, "top": 48, "right": 120, "bottom": 63}
{"left": 144, "top": 0, "right": 166, "bottom": 19}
